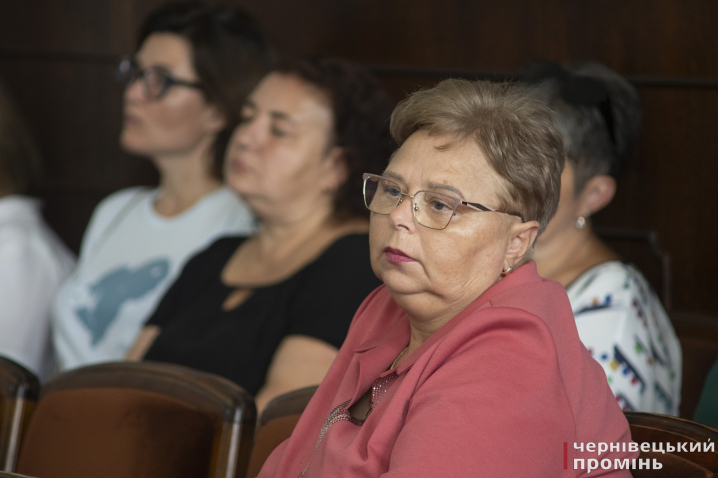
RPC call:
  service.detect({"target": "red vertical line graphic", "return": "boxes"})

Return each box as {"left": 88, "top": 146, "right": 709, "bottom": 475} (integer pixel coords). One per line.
{"left": 564, "top": 442, "right": 568, "bottom": 469}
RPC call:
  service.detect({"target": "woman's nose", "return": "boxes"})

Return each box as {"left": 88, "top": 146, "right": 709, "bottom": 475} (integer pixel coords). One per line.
{"left": 389, "top": 194, "right": 417, "bottom": 232}
{"left": 124, "top": 78, "right": 147, "bottom": 104}
{"left": 233, "top": 118, "right": 265, "bottom": 152}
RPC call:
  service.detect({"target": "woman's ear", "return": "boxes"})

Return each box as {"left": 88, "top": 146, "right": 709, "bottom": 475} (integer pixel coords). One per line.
{"left": 579, "top": 175, "right": 616, "bottom": 215}
{"left": 202, "top": 105, "right": 227, "bottom": 135}
{"left": 505, "top": 220, "right": 540, "bottom": 267}
{"left": 320, "top": 146, "right": 348, "bottom": 192}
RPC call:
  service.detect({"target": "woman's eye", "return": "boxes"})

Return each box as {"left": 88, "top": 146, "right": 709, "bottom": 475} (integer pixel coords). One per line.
{"left": 239, "top": 107, "right": 255, "bottom": 124}
{"left": 271, "top": 127, "right": 288, "bottom": 138}
{"left": 385, "top": 187, "right": 401, "bottom": 197}
{"left": 430, "top": 200, "right": 451, "bottom": 212}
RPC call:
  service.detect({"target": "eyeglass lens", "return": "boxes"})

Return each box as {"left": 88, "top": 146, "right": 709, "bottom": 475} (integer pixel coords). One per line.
{"left": 364, "top": 175, "right": 457, "bottom": 230}
{"left": 116, "top": 59, "right": 171, "bottom": 99}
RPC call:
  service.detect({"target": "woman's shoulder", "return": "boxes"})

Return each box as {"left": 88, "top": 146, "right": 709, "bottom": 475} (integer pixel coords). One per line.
{"left": 319, "top": 232, "right": 370, "bottom": 256}
{"left": 293, "top": 232, "right": 379, "bottom": 293}
{"left": 566, "top": 260, "right": 656, "bottom": 311}
{"left": 567, "top": 260, "right": 634, "bottom": 292}
{"left": 0, "top": 199, "right": 75, "bottom": 282}
{"left": 94, "top": 187, "right": 155, "bottom": 215}
{"left": 190, "top": 235, "right": 248, "bottom": 266}
{"left": 77, "top": 187, "right": 154, "bottom": 258}
{"left": 190, "top": 187, "right": 256, "bottom": 235}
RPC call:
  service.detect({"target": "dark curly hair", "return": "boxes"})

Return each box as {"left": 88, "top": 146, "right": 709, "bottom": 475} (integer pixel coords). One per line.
{"left": 139, "top": 1, "right": 272, "bottom": 178}
{"left": 275, "top": 57, "right": 396, "bottom": 220}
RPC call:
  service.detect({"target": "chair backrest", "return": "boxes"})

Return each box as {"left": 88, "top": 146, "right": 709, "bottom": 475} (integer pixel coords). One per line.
{"left": 245, "top": 385, "right": 318, "bottom": 478}
{"left": 626, "top": 411, "right": 718, "bottom": 477}
{"left": 15, "top": 361, "right": 256, "bottom": 478}
{"left": 0, "top": 357, "right": 39, "bottom": 471}
{"left": 671, "top": 312, "right": 718, "bottom": 419}
{"left": 594, "top": 227, "right": 671, "bottom": 309}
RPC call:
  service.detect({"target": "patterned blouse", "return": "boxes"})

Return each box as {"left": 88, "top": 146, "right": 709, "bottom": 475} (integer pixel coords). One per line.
{"left": 567, "top": 261, "right": 681, "bottom": 415}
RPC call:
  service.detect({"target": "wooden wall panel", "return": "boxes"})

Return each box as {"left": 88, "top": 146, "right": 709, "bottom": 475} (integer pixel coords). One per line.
{"left": 0, "top": 0, "right": 132, "bottom": 55}
{"left": 0, "top": 0, "right": 715, "bottom": 315}
{"left": 0, "top": 58, "right": 158, "bottom": 250}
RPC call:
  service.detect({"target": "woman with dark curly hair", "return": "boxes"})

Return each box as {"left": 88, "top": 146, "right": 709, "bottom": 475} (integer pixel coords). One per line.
{"left": 127, "top": 57, "right": 396, "bottom": 411}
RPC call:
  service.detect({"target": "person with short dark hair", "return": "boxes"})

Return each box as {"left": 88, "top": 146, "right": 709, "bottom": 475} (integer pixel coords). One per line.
{"left": 127, "top": 57, "right": 396, "bottom": 412}
{"left": 52, "top": 2, "right": 271, "bottom": 371}
{"left": 256, "top": 78, "right": 635, "bottom": 477}
{"left": 0, "top": 80, "right": 75, "bottom": 380}
{"left": 524, "top": 60, "right": 681, "bottom": 415}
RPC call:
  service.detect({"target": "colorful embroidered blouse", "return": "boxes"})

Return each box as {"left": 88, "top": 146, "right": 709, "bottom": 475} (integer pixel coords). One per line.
{"left": 567, "top": 261, "right": 681, "bottom": 415}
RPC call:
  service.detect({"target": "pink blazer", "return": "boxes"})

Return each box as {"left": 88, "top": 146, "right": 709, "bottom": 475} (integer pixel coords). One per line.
{"left": 258, "top": 261, "right": 636, "bottom": 477}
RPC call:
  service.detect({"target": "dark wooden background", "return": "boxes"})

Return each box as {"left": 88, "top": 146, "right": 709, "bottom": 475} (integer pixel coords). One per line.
{"left": 0, "top": 0, "right": 716, "bottom": 316}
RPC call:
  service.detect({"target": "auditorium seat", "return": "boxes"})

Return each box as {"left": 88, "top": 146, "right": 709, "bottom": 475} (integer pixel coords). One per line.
{"left": 671, "top": 312, "right": 718, "bottom": 419}
{"left": 245, "top": 385, "right": 318, "bottom": 478}
{"left": 15, "top": 361, "right": 255, "bottom": 478}
{"left": 626, "top": 411, "right": 718, "bottom": 477}
{"left": 0, "top": 357, "right": 39, "bottom": 472}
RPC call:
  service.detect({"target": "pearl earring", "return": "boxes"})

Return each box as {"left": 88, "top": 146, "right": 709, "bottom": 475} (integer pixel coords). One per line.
{"left": 575, "top": 209, "right": 591, "bottom": 229}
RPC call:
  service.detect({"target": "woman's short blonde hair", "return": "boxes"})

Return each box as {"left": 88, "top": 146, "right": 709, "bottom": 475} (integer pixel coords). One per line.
{"left": 390, "top": 78, "right": 564, "bottom": 236}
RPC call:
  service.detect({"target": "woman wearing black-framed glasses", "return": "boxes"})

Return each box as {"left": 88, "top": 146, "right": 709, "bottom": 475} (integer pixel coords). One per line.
{"left": 51, "top": 2, "right": 271, "bottom": 372}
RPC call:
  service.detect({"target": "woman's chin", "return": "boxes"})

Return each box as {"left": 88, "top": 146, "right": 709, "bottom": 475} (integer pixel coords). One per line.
{"left": 225, "top": 175, "right": 252, "bottom": 196}
{"left": 119, "top": 133, "right": 150, "bottom": 157}
{"left": 380, "top": 269, "right": 423, "bottom": 296}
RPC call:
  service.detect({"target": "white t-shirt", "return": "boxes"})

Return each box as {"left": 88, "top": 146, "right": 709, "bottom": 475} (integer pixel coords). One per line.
{"left": 52, "top": 186, "right": 255, "bottom": 371}
{"left": 0, "top": 196, "right": 75, "bottom": 381}
{"left": 567, "top": 261, "right": 682, "bottom": 415}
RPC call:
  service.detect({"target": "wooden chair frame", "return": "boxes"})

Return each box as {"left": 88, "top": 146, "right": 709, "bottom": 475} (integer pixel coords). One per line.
{"left": 626, "top": 411, "right": 718, "bottom": 473}
{"left": 246, "top": 385, "right": 318, "bottom": 478}
{"left": 0, "top": 358, "right": 39, "bottom": 472}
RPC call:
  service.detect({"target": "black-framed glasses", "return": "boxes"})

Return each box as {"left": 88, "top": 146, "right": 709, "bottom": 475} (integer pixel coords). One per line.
{"left": 362, "top": 173, "right": 524, "bottom": 230}
{"left": 116, "top": 58, "right": 204, "bottom": 100}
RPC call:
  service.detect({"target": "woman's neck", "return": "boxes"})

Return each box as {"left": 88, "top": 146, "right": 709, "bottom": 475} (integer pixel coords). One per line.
{"left": 152, "top": 148, "right": 221, "bottom": 217}
{"left": 255, "top": 205, "right": 341, "bottom": 263}
{"left": 394, "top": 288, "right": 489, "bottom": 367}
{"left": 535, "top": 225, "right": 619, "bottom": 287}
{"left": 223, "top": 205, "right": 368, "bottom": 288}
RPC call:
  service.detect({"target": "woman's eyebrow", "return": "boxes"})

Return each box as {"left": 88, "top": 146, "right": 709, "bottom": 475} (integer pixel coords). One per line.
{"left": 269, "top": 111, "right": 295, "bottom": 124}
{"left": 428, "top": 182, "right": 465, "bottom": 199}
{"left": 382, "top": 171, "right": 466, "bottom": 198}
{"left": 383, "top": 170, "right": 404, "bottom": 182}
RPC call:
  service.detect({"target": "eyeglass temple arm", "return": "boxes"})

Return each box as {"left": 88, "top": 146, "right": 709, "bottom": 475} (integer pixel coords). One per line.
{"left": 462, "top": 201, "right": 525, "bottom": 222}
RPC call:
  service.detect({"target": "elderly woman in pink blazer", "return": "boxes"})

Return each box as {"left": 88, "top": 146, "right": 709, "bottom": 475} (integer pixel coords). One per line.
{"left": 257, "top": 79, "right": 636, "bottom": 477}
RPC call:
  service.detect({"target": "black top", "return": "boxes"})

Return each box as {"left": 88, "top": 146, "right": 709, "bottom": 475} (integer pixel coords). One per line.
{"left": 144, "top": 233, "right": 382, "bottom": 395}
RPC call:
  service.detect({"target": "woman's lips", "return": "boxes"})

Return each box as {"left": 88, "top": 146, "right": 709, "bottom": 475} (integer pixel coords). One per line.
{"left": 384, "top": 247, "right": 417, "bottom": 264}
{"left": 227, "top": 157, "right": 250, "bottom": 174}
{"left": 123, "top": 113, "right": 141, "bottom": 126}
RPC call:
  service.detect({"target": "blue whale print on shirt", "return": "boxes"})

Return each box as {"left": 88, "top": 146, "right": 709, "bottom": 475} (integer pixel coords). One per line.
{"left": 75, "top": 259, "right": 170, "bottom": 345}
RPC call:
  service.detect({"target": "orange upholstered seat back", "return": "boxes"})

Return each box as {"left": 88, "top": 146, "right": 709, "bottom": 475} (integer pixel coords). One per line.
{"left": 14, "top": 362, "right": 255, "bottom": 478}
{"left": 16, "top": 388, "right": 215, "bottom": 478}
